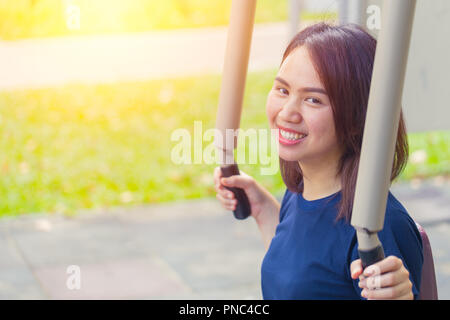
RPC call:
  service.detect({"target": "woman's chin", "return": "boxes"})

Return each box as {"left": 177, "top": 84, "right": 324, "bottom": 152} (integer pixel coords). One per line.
{"left": 278, "top": 151, "right": 304, "bottom": 162}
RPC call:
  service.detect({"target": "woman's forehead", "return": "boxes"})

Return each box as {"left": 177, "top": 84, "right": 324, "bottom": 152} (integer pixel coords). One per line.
{"left": 278, "top": 47, "right": 323, "bottom": 89}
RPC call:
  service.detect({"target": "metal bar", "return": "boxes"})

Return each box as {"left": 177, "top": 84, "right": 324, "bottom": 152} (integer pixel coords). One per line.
{"left": 350, "top": 0, "right": 417, "bottom": 268}
{"left": 215, "top": 0, "right": 256, "bottom": 161}
{"left": 347, "top": 0, "right": 367, "bottom": 27}
{"left": 214, "top": 0, "right": 256, "bottom": 220}
{"left": 339, "top": 0, "right": 350, "bottom": 25}
{"left": 288, "top": 0, "right": 302, "bottom": 40}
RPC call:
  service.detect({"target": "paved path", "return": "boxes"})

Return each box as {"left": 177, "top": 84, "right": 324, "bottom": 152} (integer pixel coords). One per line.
{"left": 0, "top": 22, "right": 292, "bottom": 91}
{"left": 0, "top": 178, "right": 449, "bottom": 299}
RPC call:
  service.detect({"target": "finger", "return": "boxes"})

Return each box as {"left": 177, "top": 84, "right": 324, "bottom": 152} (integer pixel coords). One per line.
{"left": 222, "top": 201, "right": 236, "bottom": 212}
{"left": 216, "top": 181, "right": 231, "bottom": 193}
{"left": 363, "top": 256, "right": 403, "bottom": 277}
{"left": 216, "top": 193, "right": 237, "bottom": 207}
{"left": 221, "top": 175, "right": 253, "bottom": 189}
{"left": 350, "top": 259, "right": 363, "bottom": 279}
{"left": 227, "top": 203, "right": 237, "bottom": 211}
{"left": 213, "top": 166, "right": 222, "bottom": 183}
{"left": 216, "top": 183, "right": 234, "bottom": 198}
{"left": 222, "top": 200, "right": 236, "bottom": 211}
{"left": 219, "top": 189, "right": 235, "bottom": 200}
{"left": 221, "top": 177, "right": 232, "bottom": 187}
{"left": 361, "top": 269, "right": 409, "bottom": 289}
{"left": 362, "top": 280, "right": 412, "bottom": 300}
{"left": 216, "top": 192, "right": 229, "bottom": 203}
{"left": 218, "top": 187, "right": 235, "bottom": 201}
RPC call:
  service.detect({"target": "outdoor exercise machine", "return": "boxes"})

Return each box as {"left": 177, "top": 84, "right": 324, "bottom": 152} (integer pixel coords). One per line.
{"left": 214, "top": 0, "right": 437, "bottom": 298}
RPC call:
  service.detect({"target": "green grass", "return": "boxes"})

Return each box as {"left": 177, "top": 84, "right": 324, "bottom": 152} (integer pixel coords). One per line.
{"left": 0, "top": 70, "right": 448, "bottom": 217}
{"left": 0, "top": 0, "right": 288, "bottom": 40}
{"left": 403, "top": 132, "right": 450, "bottom": 180}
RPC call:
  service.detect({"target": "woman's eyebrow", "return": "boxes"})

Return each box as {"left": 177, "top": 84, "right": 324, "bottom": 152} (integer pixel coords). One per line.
{"left": 275, "top": 76, "right": 327, "bottom": 95}
{"left": 274, "top": 76, "right": 290, "bottom": 88}
{"left": 300, "top": 87, "right": 328, "bottom": 95}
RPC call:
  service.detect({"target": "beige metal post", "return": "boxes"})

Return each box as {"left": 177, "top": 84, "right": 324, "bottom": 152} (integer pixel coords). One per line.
{"left": 214, "top": 0, "right": 257, "bottom": 219}
{"left": 351, "top": 0, "right": 417, "bottom": 268}
{"left": 348, "top": 0, "right": 367, "bottom": 27}
{"left": 289, "top": 0, "right": 303, "bottom": 41}
{"left": 339, "top": 0, "right": 349, "bottom": 24}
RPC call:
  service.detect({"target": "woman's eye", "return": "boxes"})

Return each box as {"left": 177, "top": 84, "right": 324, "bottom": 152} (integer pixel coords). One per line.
{"left": 277, "top": 88, "right": 289, "bottom": 95}
{"left": 306, "top": 97, "right": 321, "bottom": 104}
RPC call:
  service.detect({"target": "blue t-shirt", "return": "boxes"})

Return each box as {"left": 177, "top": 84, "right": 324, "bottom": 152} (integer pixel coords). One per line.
{"left": 261, "top": 189, "right": 423, "bottom": 300}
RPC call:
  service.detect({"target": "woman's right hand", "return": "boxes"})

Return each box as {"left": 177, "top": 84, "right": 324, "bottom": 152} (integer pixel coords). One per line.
{"left": 213, "top": 166, "right": 273, "bottom": 221}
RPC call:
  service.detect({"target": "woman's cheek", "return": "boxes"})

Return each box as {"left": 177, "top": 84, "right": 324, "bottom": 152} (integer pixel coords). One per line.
{"left": 311, "top": 112, "right": 338, "bottom": 147}
{"left": 266, "top": 94, "right": 282, "bottom": 127}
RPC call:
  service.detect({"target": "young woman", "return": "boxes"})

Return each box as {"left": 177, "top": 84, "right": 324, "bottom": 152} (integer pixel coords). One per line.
{"left": 213, "top": 23, "right": 423, "bottom": 300}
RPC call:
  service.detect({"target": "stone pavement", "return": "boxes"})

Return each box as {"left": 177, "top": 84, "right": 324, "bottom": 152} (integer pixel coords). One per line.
{"left": 0, "top": 178, "right": 449, "bottom": 300}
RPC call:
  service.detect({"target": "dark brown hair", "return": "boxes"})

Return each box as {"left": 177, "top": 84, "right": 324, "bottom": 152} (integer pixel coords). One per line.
{"left": 279, "top": 23, "right": 409, "bottom": 222}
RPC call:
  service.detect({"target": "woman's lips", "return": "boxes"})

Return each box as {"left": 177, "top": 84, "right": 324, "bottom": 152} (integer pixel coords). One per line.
{"left": 277, "top": 125, "right": 307, "bottom": 135}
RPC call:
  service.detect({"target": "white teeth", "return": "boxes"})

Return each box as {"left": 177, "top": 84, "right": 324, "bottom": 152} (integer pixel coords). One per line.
{"left": 280, "top": 129, "right": 306, "bottom": 140}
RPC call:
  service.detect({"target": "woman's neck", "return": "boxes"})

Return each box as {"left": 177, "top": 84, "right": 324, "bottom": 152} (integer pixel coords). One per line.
{"left": 299, "top": 159, "right": 341, "bottom": 201}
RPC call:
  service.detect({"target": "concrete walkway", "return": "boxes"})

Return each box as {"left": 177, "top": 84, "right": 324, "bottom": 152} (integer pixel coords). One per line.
{"left": 0, "top": 178, "right": 449, "bottom": 300}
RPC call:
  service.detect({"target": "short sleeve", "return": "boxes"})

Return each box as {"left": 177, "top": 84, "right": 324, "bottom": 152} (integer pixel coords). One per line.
{"left": 279, "top": 189, "right": 294, "bottom": 223}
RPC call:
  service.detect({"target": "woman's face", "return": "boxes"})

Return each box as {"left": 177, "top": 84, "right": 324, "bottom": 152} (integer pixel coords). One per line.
{"left": 266, "top": 46, "right": 342, "bottom": 165}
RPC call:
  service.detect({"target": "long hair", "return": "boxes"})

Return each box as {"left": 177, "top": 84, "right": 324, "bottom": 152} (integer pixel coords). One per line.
{"left": 279, "top": 23, "right": 409, "bottom": 222}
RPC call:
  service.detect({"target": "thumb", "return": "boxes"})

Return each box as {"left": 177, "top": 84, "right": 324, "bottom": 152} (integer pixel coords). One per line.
{"left": 221, "top": 175, "right": 252, "bottom": 189}
{"left": 350, "top": 259, "right": 363, "bottom": 279}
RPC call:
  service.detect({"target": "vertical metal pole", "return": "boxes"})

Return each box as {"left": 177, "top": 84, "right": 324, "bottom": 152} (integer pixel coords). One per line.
{"left": 347, "top": 0, "right": 367, "bottom": 26}
{"left": 350, "top": 0, "right": 417, "bottom": 268}
{"left": 339, "top": 0, "right": 349, "bottom": 25}
{"left": 214, "top": 0, "right": 256, "bottom": 220}
{"left": 288, "top": 0, "right": 302, "bottom": 40}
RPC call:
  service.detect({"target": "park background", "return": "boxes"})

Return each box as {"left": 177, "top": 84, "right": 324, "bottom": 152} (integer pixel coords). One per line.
{"left": 0, "top": 0, "right": 448, "bottom": 299}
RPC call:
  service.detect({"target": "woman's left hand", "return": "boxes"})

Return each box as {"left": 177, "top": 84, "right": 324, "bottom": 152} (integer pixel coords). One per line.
{"left": 350, "top": 255, "right": 414, "bottom": 300}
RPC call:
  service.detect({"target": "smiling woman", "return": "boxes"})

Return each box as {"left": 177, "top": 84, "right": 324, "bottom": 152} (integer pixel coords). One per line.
{"left": 262, "top": 23, "right": 422, "bottom": 300}
{"left": 275, "top": 23, "right": 409, "bottom": 222}
{"left": 214, "top": 22, "right": 426, "bottom": 300}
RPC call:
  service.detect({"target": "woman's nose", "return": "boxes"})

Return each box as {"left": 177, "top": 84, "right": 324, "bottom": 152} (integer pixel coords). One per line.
{"left": 278, "top": 100, "right": 302, "bottom": 123}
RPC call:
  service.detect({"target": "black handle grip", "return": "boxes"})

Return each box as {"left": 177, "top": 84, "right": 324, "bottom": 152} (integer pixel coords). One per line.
{"left": 220, "top": 164, "right": 251, "bottom": 220}
{"left": 358, "top": 245, "right": 385, "bottom": 269}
